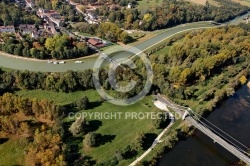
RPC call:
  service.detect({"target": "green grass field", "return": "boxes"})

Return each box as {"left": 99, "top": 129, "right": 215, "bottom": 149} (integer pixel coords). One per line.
{"left": 137, "top": 0, "right": 163, "bottom": 9}
{"left": 15, "top": 89, "right": 163, "bottom": 165}
{"left": 0, "top": 138, "right": 28, "bottom": 166}
{"left": 232, "top": 0, "right": 250, "bottom": 7}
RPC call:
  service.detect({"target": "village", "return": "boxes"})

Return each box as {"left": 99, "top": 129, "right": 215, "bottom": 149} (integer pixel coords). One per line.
{"left": 0, "top": 0, "right": 131, "bottom": 53}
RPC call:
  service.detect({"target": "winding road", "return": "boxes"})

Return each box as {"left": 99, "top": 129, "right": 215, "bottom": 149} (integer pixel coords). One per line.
{"left": 0, "top": 12, "right": 248, "bottom": 72}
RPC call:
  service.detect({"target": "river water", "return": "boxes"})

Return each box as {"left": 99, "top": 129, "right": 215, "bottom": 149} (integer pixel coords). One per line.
{"left": 159, "top": 84, "right": 250, "bottom": 166}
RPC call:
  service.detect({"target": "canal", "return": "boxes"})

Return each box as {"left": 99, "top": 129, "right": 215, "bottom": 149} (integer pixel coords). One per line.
{"left": 159, "top": 84, "right": 250, "bottom": 166}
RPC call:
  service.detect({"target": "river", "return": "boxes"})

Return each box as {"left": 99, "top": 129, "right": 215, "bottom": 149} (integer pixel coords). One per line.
{"left": 159, "top": 84, "right": 250, "bottom": 166}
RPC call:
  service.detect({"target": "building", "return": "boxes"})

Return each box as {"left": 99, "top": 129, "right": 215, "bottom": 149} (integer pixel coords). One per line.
{"left": 19, "top": 24, "right": 37, "bottom": 35}
{"left": 37, "top": 8, "right": 64, "bottom": 27}
{"left": 0, "top": 26, "right": 15, "bottom": 33}
{"left": 87, "top": 38, "right": 105, "bottom": 47}
{"left": 127, "top": 3, "right": 132, "bottom": 9}
{"left": 31, "top": 31, "right": 39, "bottom": 38}
{"left": 44, "top": 23, "right": 58, "bottom": 34}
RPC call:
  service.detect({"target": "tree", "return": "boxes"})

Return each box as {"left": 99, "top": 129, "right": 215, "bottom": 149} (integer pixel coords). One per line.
{"left": 69, "top": 117, "right": 88, "bottom": 136}
{"left": 119, "top": 31, "right": 133, "bottom": 44}
{"left": 83, "top": 132, "right": 96, "bottom": 148}
{"left": 133, "top": 132, "right": 144, "bottom": 151}
{"left": 153, "top": 112, "right": 169, "bottom": 129}
{"left": 75, "top": 96, "right": 89, "bottom": 110}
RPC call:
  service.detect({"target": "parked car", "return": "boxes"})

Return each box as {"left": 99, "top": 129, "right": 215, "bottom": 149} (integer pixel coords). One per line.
{"left": 75, "top": 61, "right": 83, "bottom": 64}
{"left": 59, "top": 61, "right": 65, "bottom": 64}
{"left": 53, "top": 61, "right": 59, "bottom": 64}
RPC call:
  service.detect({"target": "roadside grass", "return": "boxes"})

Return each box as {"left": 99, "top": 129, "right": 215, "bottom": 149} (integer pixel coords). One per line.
{"left": 15, "top": 89, "right": 163, "bottom": 164}
{"left": 0, "top": 138, "right": 27, "bottom": 166}
{"left": 153, "top": 45, "right": 172, "bottom": 55}
{"left": 128, "top": 32, "right": 159, "bottom": 46}
{"left": 77, "top": 32, "right": 94, "bottom": 37}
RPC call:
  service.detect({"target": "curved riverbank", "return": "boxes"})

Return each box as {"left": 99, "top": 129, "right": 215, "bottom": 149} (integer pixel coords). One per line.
{"left": 0, "top": 22, "right": 218, "bottom": 72}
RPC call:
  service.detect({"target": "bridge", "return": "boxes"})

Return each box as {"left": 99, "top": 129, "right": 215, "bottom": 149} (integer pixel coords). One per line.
{"left": 155, "top": 94, "right": 250, "bottom": 165}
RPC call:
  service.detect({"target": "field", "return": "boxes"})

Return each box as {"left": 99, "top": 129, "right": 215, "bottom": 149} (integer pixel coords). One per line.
{"left": 184, "top": 0, "right": 221, "bottom": 6}
{"left": 0, "top": 138, "right": 28, "bottom": 165}
{"left": 137, "top": 0, "right": 163, "bottom": 9}
{"left": 232, "top": 0, "right": 250, "bottom": 7}
{"left": 184, "top": 0, "right": 207, "bottom": 5}
{"left": 15, "top": 89, "right": 163, "bottom": 165}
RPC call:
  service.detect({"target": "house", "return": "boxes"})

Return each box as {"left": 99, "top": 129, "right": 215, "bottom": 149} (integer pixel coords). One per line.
{"left": 88, "top": 38, "right": 103, "bottom": 46}
{"left": 19, "top": 24, "right": 37, "bottom": 35}
{"left": 0, "top": 26, "right": 15, "bottom": 33}
{"left": 37, "top": 8, "right": 64, "bottom": 27}
{"left": 31, "top": 31, "right": 39, "bottom": 38}
{"left": 127, "top": 3, "right": 132, "bottom": 9}
{"left": 88, "top": 38, "right": 106, "bottom": 47}
{"left": 44, "top": 23, "right": 58, "bottom": 34}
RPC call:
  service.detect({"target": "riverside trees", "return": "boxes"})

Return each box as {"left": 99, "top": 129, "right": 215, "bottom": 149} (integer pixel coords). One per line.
{"left": 0, "top": 34, "right": 91, "bottom": 59}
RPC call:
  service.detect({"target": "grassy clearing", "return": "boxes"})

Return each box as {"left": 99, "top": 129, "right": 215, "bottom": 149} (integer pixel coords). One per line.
{"left": 184, "top": 0, "right": 207, "bottom": 5}
{"left": 73, "top": 96, "right": 163, "bottom": 164}
{"left": 129, "top": 32, "right": 158, "bottom": 46}
{"left": 15, "top": 90, "right": 90, "bottom": 105}
{"left": 208, "top": 0, "right": 221, "bottom": 7}
{"left": 15, "top": 89, "right": 163, "bottom": 164}
{"left": 137, "top": 0, "right": 163, "bottom": 9}
{"left": 0, "top": 138, "right": 28, "bottom": 166}
{"left": 184, "top": 0, "right": 221, "bottom": 6}
{"left": 232, "top": 0, "right": 250, "bottom": 7}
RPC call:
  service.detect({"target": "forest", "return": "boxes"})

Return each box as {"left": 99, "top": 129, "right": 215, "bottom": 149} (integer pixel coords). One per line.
{"left": 0, "top": 93, "right": 66, "bottom": 165}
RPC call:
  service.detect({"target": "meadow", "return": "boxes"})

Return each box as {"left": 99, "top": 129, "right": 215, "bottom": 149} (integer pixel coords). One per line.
{"left": 14, "top": 89, "right": 164, "bottom": 165}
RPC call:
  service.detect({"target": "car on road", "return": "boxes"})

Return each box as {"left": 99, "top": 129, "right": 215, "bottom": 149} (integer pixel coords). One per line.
{"left": 59, "top": 61, "right": 65, "bottom": 64}
{"left": 75, "top": 61, "right": 83, "bottom": 64}
{"left": 53, "top": 61, "right": 59, "bottom": 64}
{"left": 47, "top": 61, "right": 53, "bottom": 63}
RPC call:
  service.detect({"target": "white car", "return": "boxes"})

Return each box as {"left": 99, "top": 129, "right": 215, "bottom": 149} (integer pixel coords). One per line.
{"left": 75, "top": 61, "right": 83, "bottom": 64}
{"left": 53, "top": 61, "right": 59, "bottom": 64}
{"left": 59, "top": 61, "right": 65, "bottom": 64}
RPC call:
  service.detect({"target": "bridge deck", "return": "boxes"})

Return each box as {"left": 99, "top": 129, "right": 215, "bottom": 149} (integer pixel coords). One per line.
{"left": 155, "top": 94, "right": 250, "bottom": 165}
{"left": 187, "top": 117, "right": 250, "bottom": 165}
